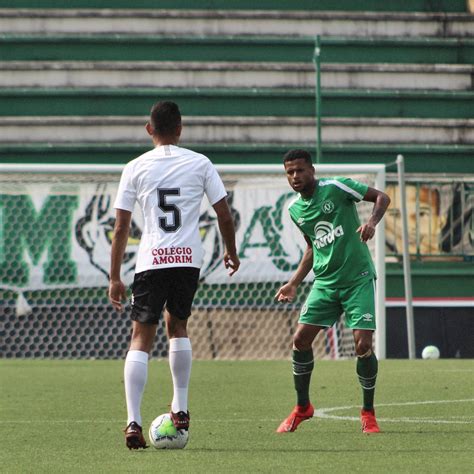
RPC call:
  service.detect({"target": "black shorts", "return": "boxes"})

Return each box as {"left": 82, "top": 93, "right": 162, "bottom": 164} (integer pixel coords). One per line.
{"left": 130, "top": 267, "right": 200, "bottom": 324}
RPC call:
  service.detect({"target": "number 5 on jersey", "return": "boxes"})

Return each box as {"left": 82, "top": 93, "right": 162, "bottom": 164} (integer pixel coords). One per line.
{"left": 158, "top": 188, "right": 181, "bottom": 232}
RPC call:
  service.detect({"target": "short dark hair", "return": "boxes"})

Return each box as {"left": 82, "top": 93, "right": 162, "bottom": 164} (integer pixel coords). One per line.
{"left": 283, "top": 149, "right": 312, "bottom": 166}
{"left": 150, "top": 101, "right": 182, "bottom": 136}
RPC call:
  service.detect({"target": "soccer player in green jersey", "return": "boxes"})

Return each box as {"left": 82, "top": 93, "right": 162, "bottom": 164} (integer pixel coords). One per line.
{"left": 275, "top": 149, "right": 390, "bottom": 435}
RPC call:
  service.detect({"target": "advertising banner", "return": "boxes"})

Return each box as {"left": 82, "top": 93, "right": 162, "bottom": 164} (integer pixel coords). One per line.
{"left": 0, "top": 177, "right": 306, "bottom": 290}
{"left": 1, "top": 178, "right": 471, "bottom": 292}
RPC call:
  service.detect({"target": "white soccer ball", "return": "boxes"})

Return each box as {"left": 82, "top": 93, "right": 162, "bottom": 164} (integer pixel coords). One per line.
{"left": 148, "top": 413, "right": 189, "bottom": 449}
{"left": 421, "top": 345, "right": 440, "bottom": 360}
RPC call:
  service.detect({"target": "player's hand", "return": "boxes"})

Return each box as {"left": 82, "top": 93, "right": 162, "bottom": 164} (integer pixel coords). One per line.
{"left": 275, "top": 283, "right": 297, "bottom": 303}
{"left": 108, "top": 279, "right": 127, "bottom": 312}
{"left": 224, "top": 251, "right": 240, "bottom": 276}
{"left": 357, "top": 223, "right": 376, "bottom": 242}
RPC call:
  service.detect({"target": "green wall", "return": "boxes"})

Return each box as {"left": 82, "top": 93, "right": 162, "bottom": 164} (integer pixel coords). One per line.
{"left": 2, "top": 36, "right": 473, "bottom": 64}
{"left": 1, "top": 144, "right": 473, "bottom": 174}
{"left": 0, "top": 88, "right": 472, "bottom": 119}
{"left": 0, "top": 0, "right": 467, "bottom": 12}
{"left": 386, "top": 262, "right": 474, "bottom": 298}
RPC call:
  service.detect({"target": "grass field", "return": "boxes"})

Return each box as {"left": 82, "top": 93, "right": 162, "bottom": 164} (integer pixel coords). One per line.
{"left": 1, "top": 359, "right": 473, "bottom": 473}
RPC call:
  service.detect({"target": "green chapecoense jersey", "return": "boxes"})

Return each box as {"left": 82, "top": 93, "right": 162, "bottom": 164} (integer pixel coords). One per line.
{"left": 288, "top": 177, "right": 376, "bottom": 288}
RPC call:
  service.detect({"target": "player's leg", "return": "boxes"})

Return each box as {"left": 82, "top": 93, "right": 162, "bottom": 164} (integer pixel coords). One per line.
{"left": 354, "top": 329, "right": 378, "bottom": 412}
{"left": 124, "top": 321, "right": 157, "bottom": 448}
{"left": 354, "top": 329, "right": 380, "bottom": 433}
{"left": 277, "top": 286, "right": 341, "bottom": 433}
{"left": 124, "top": 270, "right": 168, "bottom": 449}
{"left": 342, "top": 278, "right": 380, "bottom": 433}
{"left": 275, "top": 323, "right": 320, "bottom": 433}
{"left": 292, "top": 323, "right": 321, "bottom": 409}
{"left": 165, "top": 267, "right": 200, "bottom": 430}
{"left": 126, "top": 321, "right": 158, "bottom": 426}
{"left": 165, "top": 310, "right": 192, "bottom": 430}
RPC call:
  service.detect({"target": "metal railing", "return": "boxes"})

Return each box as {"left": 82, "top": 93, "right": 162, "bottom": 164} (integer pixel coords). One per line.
{"left": 313, "top": 35, "right": 322, "bottom": 164}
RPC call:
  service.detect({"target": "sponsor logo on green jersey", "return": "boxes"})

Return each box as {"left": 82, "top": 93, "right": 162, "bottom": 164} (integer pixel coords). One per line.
{"left": 314, "top": 221, "right": 344, "bottom": 249}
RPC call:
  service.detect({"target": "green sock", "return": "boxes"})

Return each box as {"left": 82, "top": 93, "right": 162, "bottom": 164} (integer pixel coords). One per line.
{"left": 356, "top": 351, "right": 378, "bottom": 411}
{"left": 292, "top": 349, "right": 314, "bottom": 407}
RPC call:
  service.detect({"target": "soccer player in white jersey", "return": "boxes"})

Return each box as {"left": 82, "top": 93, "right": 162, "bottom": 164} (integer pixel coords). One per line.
{"left": 109, "top": 101, "right": 240, "bottom": 449}
{"left": 275, "top": 149, "right": 390, "bottom": 435}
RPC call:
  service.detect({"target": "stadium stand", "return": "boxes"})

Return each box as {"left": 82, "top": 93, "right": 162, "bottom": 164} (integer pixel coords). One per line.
{"left": 0, "top": 1, "right": 468, "bottom": 12}
{"left": 0, "top": 3, "right": 473, "bottom": 172}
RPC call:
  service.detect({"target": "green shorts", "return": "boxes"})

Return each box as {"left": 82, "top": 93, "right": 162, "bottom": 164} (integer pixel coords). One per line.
{"left": 299, "top": 278, "right": 376, "bottom": 330}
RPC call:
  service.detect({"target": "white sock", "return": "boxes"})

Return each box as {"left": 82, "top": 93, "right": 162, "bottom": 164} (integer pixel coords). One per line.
{"left": 124, "top": 350, "right": 148, "bottom": 426}
{"left": 169, "top": 338, "right": 192, "bottom": 413}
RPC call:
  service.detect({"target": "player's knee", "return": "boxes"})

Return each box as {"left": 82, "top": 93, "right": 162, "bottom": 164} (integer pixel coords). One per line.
{"left": 293, "top": 333, "right": 312, "bottom": 351}
{"left": 130, "top": 321, "right": 158, "bottom": 352}
{"left": 355, "top": 339, "right": 372, "bottom": 357}
{"left": 166, "top": 314, "right": 188, "bottom": 339}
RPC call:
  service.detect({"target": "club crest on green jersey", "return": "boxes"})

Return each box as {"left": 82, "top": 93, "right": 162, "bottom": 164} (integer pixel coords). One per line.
{"left": 313, "top": 221, "right": 344, "bottom": 249}
{"left": 321, "top": 199, "right": 334, "bottom": 214}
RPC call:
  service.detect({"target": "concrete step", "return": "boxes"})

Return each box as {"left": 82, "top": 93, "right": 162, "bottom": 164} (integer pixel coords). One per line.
{"left": 1, "top": 61, "right": 472, "bottom": 90}
{"left": 0, "top": 142, "right": 472, "bottom": 174}
{"left": 0, "top": 88, "right": 472, "bottom": 119}
{"left": 1, "top": 35, "right": 473, "bottom": 64}
{"left": 1, "top": 116, "right": 472, "bottom": 144}
{"left": 0, "top": 9, "right": 472, "bottom": 37}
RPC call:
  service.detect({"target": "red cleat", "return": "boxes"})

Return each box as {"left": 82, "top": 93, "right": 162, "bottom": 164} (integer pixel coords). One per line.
{"left": 276, "top": 403, "right": 314, "bottom": 433}
{"left": 170, "top": 410, "right": 190, "bottom": 431}
{"left": 124, "top": 421, "right": 148, "bottom": 449}
{"left": 360, "top": 408, "right": 381, "bottom": 434}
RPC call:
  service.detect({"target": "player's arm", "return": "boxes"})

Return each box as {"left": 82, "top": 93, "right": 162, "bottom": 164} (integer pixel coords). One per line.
{"left": 213, "top": 197, "right": 240, "bottom": 276}
{"left": 276, "top": 235, "right": 313, "bottom": 303}
{"left": 357, "top": 186, "right": 391, "bottom": 242}
{"left": 109, "top": 209, "right": 132, "bottom": 311}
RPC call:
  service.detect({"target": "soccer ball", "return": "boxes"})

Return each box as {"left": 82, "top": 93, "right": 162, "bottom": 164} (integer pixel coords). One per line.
{"left": 148, "top": 413, "right": 189, "bottom": 449}
{"left": 421, "top": 345, "right": 440, "bottom": 360}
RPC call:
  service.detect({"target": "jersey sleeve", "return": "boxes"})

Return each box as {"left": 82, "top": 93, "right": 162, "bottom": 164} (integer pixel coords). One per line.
{"left": 288, "top": 200, "right": 307, "bottom": 238}
{"left": 288, "top": 206, "right": 297, "bottom": 226}
{"left": 335, "top": 177, "right": 368, "bottom": 202}
{"left": 114, "top": 162, "right": 137, "bottom": 212}
{"left": 204, "top": 161, "right": 227, "bottom": 205}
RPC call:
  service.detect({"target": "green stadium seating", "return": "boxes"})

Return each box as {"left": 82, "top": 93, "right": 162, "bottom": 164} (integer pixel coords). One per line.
{"left": 0, "top": 0, "right": 467, "bottom": 12}
{"left": 0, "top": 143, "right": 472, "bottom": 174}
{"left": 0, "top": 87, "right": 471, "bottom": 119}
{"left": 0, "top": 6, "right": 472, "bottom": 175}
{"left": 1, "top": 35, "right": 473, "bottom": 64}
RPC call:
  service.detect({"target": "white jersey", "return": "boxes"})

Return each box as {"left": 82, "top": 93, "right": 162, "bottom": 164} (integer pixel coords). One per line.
{"left": 114, "top": 144, "right": 227, "bottom": 274}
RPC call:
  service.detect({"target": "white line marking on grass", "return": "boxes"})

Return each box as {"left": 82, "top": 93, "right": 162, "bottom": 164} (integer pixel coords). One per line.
{"left": 315, "top": 399, "right": 474, "bottom": 425}
{"left": 2, "top": 400, "right": 473, "bottom": 425}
